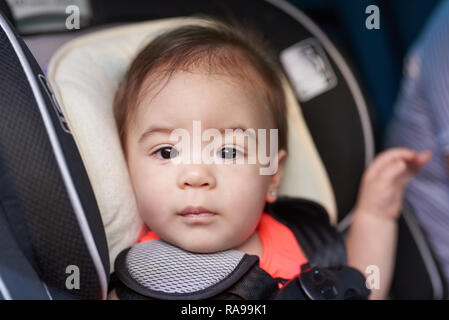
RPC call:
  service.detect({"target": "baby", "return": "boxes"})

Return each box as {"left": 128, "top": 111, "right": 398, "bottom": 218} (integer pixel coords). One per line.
{"left": 109, "top": 18, "right": 431, "bottom": 299}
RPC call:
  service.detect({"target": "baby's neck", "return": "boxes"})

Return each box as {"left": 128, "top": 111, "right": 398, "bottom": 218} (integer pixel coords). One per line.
{"left": 235, "top": 232, "right": 263, "bottom": 258}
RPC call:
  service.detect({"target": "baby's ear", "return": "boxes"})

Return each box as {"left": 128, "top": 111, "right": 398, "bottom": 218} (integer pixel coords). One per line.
{"left": 275, "top": 148, "right": 287, "bottom": 177}
{"left": 266, "top": 149, "right": 287, "bottom": 203}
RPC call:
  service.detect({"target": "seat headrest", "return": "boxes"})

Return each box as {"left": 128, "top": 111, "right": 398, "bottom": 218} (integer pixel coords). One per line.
{"left": 47, "top": 17, "right": 336, "bottom": 271}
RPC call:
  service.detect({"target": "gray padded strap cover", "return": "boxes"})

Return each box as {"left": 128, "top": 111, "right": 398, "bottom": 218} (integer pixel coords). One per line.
{"left": 115, "top": 240, "right": 259, "bottom": 300}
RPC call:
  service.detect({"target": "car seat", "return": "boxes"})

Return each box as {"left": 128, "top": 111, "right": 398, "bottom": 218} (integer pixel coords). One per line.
{"left": 0, "top": 0, "right": 444, "bottom": 299}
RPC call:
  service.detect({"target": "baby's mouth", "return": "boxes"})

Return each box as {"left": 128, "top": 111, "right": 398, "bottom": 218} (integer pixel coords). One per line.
{"left": 177, "top": 206, "right": 217, "bottom": 222}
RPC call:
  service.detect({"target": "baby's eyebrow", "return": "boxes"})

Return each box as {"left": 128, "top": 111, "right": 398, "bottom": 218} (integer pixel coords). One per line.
{"left": 138, "top": 125, "right": 257, "bottom": 143}
{"left": 218, "top": 127, "right": 257, "bottom": 140}
{"left": 139, "top": 126, "right": 174, "bottom": 143}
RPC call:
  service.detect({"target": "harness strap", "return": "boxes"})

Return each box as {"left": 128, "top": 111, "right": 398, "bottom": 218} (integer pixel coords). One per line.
{"left": 266, "top": 197, "right": 347, "bottom": 268}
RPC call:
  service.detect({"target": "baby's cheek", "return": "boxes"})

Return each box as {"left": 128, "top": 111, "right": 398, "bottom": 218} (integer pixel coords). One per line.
{"left": 134, "top": 177, "right": 170, "bottom": 223}
{"left": 225, "top": 173, "right": 269, "bottom": 214}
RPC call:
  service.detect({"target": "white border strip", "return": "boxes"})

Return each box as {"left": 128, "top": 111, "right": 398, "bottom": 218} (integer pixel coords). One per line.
{"left": 266, "top": 0, "right": 376, "bottom": 229}
{"left": 0, "top": 14, "right": 108, "bottom": 300}
{"left": 41, "top": 281, "right": 53, "bottom": 300}
{"left": 0, "top": 275, "right": 12, "bottom": 300}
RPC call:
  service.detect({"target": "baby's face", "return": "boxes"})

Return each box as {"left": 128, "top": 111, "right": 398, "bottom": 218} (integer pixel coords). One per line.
{"left": 125, "top": 71, "right": 285, "bottom": 253}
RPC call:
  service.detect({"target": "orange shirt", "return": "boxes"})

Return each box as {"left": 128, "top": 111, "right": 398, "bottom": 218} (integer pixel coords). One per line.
{"left": 138, "top": 212, "right": 307, "bottom": 280}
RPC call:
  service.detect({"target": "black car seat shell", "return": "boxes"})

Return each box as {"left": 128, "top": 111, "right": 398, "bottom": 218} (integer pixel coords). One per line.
{"left": 0, "top": 12, "right": 109, "bottom": 299}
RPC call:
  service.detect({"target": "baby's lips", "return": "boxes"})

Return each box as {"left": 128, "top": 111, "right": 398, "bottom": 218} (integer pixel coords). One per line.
{"left": 178, "top": 205, "right": 216, "bottom": 216}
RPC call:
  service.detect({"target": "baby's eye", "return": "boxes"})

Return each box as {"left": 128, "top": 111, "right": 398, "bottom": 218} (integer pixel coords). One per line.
{"left": 152, "top": 146, "right": 178, "bottom": 160}
{"left": 218, "top": 146, "right": 244, "bottom": 159}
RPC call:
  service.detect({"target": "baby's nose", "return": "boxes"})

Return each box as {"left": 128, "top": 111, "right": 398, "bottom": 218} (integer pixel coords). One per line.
{"left": 178, "top": 166, "right": 216, "bottom": 189}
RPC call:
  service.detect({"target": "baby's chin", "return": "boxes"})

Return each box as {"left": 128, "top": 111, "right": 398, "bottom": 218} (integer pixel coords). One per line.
{"left": 175, "top": 241, "right": 231, "bottom": 254}
{"left": 163, "top": 235, "right": 235, "bottom": 254}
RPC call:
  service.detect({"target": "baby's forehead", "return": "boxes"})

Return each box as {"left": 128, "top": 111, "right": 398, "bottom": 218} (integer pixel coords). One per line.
{"left": 136, "top": 69, "right": 271, "bottom": 115}
{"left": 138, "top": 55, "right": 267, "bottom": 95}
